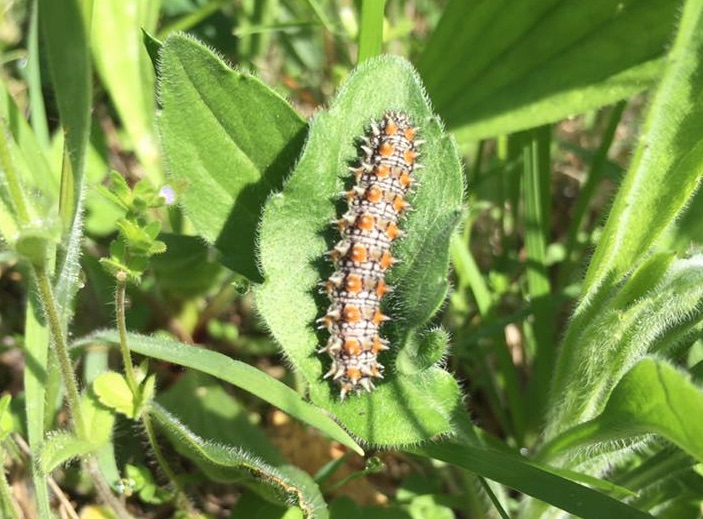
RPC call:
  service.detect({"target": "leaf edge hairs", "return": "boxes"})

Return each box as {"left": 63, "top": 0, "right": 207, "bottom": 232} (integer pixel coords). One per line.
{"left": 318, "top": 111, "right": 422, "bottom": 399}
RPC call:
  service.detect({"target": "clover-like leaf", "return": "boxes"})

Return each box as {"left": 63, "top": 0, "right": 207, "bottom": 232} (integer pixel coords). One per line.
{"left": 256, "top": 56, "right": 464, "bottom": 446}
{"left": 93, "top": 372, "right": 137, "bottom": 419}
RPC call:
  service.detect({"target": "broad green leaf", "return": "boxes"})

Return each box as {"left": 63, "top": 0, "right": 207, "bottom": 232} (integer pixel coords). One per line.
{"left": 149, "top": 403, "right": 328, "bottom": 519}
{"left": 543, "top": 358, "right": 703, "bottom": 463}
{"left": 583, "top": 0, "right": 703, "bottom": 291}
{"left": 158, "top": 34, "right": 307, "bottom": 282}
{"left": 76, "top": 330, "right": 363, "bottom": 455}
{"left": 256, "top": 56, "right": 464, "bottom": 445}
{"left": 418, "top": 0, "right": 675, "bottom": 141}
{"left": 91, "top": 0, "right": 162, "bottom": 183}
{"left": 408, "top": 442, "right": 653, "bottom": 519}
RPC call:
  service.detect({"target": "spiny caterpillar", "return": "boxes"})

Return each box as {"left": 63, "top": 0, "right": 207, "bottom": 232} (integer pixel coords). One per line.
{"left": 318, "top": 111, "right": 421, "bottom": 399}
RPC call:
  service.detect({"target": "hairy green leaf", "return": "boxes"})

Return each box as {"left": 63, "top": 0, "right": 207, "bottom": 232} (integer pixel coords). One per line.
{"left": 40, "top": 431, "right": 95, "bottom": 474}
{"left": 547, "top": 257, "right": 703, "bottom": 442}
{"left": 157, "top": 371, "right": 287, "bottom": 465}
{"left": 543, "top": 358, "right": 703, "bottom": 463}
{"left": 583, "top": 0, "right": 703, "bottom": 291}
{"left": 158, "top": 34, "right": 307, "bottom": 282}
{"left": 150, "top": 403, "right": 328, "bottom": 519}
{"left": 256, "top": 56, "right": 464, "bottom": 445}
{"left": 41, "top": 390, "right": 115, "bottom": 472}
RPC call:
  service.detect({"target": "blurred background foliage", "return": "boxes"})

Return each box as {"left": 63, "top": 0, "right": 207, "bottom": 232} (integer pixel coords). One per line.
{"left": 1, "top": 0, "right": 703, "bottom": 517}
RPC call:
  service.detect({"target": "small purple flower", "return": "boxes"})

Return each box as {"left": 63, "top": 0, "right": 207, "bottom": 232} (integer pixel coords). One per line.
{"left": 159, "top": 184, "right": 176, "bottom": 205}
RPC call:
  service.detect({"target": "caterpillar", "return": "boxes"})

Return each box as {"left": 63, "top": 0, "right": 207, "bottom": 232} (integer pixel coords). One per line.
{"left": 318, "top": 111, "right": 421, "bottom": 399}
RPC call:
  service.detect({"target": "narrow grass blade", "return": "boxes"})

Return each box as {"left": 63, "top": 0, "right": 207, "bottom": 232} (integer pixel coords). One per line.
{"left": 408, "top": 442, "right": 653, "bottom": 519}
{"left": 0, "top": 78, "right": 56, "bottom": 202}
{"left": 91, "top": 0, "right": 162, "bottom": 183}
{"left": 26, "top": 1, "right": 49, "bottom": 149}
{"left": 559, "top": 102, "right": 626, "bottom": 285}
{"left": 522, "top": 127, "right": 555, "bottom": 428}
{"left": 39, "top": 0, "right": 91, "bottom": 228}
{"left": 23, "top": 290, "right": 52, "bottom": 517}
{"left": 357, "top": 0, "right": 386, "bottom": 63}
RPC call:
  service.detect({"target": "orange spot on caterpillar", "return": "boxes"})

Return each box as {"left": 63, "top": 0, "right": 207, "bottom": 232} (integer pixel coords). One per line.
{"left": 404, "top": 149, "right": 416, "bottom": 164}
{"left": 350, "top": 243, "right": 367, "bottom": 262}
{"left": 379, "top": 250, "right": 394, "bottom": 270}
{"left": 379, "top": 142, "right": 394, "bottom": 157}
{"left": 366, "top": 186, "right": 383, "bottom": 203}
{"left": 385, "top": 119, "right": 399, "bottom": 136}
{"left": 343, "top": 338, "right": 362, "bottom": 356}
{"left": 345, "top": 274, "right": 362, "bottom": 293}
{"left": 342, "top": 305, "right": 361, "bottom": 323}
{"left": 357, "top": 214, "right": 375, "bottom": 231}
{"left": 386, "top": 222, "right": 400, "bottom": 240}
{"left": 376, "top": 164, "right": 391, "bottom": 178}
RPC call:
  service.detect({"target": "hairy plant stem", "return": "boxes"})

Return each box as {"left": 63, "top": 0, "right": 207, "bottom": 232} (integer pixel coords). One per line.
{"left": 115, "top": 274, "right": 139, "bottom": 395}
{"left": 142, "top": 412, "right": 198, "bottom": 516}
{"left": 114, "top": 272, "right": 196, "bottom": 515}
{"left": 35, "top": 268, "right": 133, "bottom": 517}
{"left": 84, "top": 458, "right": 132, "bottom": 519}
{"left": 34, "top": 266, "right": 86, "bottom": 438}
